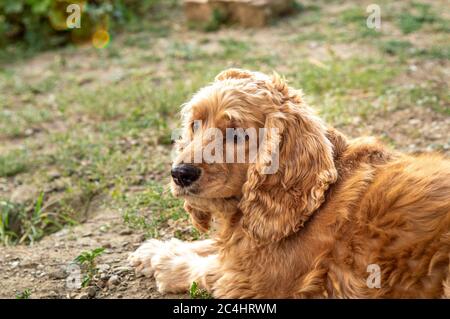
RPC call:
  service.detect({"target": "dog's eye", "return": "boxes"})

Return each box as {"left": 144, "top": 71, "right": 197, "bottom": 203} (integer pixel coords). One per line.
{"left": 225, "top": 129, "right": 249, "bottom": 144}
{"left": 191, "top": 120, "right": 201, "bottom": 132}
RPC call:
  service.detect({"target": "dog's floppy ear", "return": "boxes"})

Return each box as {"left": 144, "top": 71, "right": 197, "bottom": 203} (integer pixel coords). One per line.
{"left": 240, "top": 75, "right": 337, "bottom": 243}
{"left": 184, "top": 202, "right": 211, "bottom": 233}
{"left": 215, "top": 68, "right": 253, "bottom": 81}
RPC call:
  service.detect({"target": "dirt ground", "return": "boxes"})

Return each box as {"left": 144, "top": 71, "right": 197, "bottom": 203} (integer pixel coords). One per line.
{"left": 0, "top": 0, "right": 449, "bottom": 299}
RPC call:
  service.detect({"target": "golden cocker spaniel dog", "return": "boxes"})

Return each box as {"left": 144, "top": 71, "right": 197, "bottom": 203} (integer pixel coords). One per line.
{"left": 129, "top": 68, "right": 450, "bottom": 298}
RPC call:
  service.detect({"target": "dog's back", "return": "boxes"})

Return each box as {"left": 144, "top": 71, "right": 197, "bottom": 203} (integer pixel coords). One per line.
{"left": 324, "top": 153, "right": 450, "bottom": 298}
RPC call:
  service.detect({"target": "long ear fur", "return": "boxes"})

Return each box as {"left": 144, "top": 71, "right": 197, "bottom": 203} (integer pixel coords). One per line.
{"left": 240, "top": 75, "right": 338, "bottom": 243}
{"left": 184, "top": 202, "right": 211, "bottom": 233}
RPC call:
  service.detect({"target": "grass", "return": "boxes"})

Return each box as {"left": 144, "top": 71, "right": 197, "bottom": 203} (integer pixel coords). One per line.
{"left": 398, "top": 85, "right": 449, "bottom": 115}
{"left": 397, "top": 2, "right": 437, "bottom": 34}
{"left": 0, "top": 192, "right": 77, "bottom": 245}
{"left": 0, "top": 149, "right": 29, "bottom": 177}
{"left": 116, "top": 182, "right": 187, "bottom": 239}
{"left": 189, "top": 281, "right": 212, "bottom": 299}
{"left": 15, "top": 289, "right": 32, "bottom": 299}
{"left": 380, "top": 40, "right": 414, "bottom": 56}
{"left": 380, "top": 40, "right": 450, "bottom": 60}
{"left": 0, "top": 200, "right": 21, "bottom": 245}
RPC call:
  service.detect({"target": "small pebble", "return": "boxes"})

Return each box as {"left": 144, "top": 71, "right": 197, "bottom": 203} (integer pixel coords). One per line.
{"left": 49, "top": 269, "right": 67, "bottom": 280}
{"left": 114, "top": 266, "right": 132, "bottom": 274}
{"left": 100, "top": 273, "right": 110, "bottom": 280}
{"left": 87, "top": 287, "right": 96, "bottom": 298}
{"left": 10, "top": 261, "right": 20, "bottom": 269}
{"left": 108, "top": 275, "right": 120, "bottom": 287}
{"left": 97, "top": 264, "right": 111, "bottom": 273}
{"left": 97, "top": 281, "right": 106, "bottom": 289}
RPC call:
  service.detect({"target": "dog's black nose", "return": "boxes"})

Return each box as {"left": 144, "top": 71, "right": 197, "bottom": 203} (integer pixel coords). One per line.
{"left": 171, "top": 164, "right": 201, "bottom": 187}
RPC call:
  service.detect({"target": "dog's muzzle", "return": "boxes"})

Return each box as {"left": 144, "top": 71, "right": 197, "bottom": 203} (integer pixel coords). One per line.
{"left": 171, "top": 164, "right": 201, "bottom": 187}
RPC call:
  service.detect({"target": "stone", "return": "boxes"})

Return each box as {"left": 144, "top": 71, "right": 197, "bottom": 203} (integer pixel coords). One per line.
{"left": 97, "top": 280, "right": 106, "bottom": 289}
{"left": 97, "top": 264, "right": 111, "bottom": 273}
{"left": 49, "top": 269, "right": 67, "bottom": 280}
{"left": 135, "top": 234, "right": 146, "bottom": 243}
{"left": 100, "top": 273, "right": 110, "bottom": 280}
{"left": 87, "top": 287, "right": 96, "bottom": 298}
{"left": 113, "top": 266, "right": 132, "bottom": 275}
{"left": 107, "top": 275, "right": 120, "bottom": 287}
{"left": 10, "top": 261, "right": 20, "bottom": 269}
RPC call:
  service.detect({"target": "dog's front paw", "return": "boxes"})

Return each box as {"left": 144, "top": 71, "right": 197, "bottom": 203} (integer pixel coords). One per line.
{"left": 128, "top": 239, "right": 164, "bottom": 277}
{"left": 152, "top": 253, "right": 190, "bottom": 294}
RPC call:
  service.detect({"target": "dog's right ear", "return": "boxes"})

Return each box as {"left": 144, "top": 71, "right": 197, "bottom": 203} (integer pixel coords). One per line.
{"left": 239, "top": 75, "right": 338, "bottom": 244}
{"left": 215, "top": 68, "right": 253, "bottom": 81}
{"left": 184, "top": 202, "right": 211, "bottom": 233}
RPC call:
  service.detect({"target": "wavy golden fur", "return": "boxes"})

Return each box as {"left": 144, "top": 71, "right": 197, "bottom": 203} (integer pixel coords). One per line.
{"left": 129, "top": 68, "right": 450, "bottom": 298}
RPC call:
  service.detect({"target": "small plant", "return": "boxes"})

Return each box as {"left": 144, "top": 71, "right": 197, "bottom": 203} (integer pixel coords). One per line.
{"left": 74, "top": 247, "right": 105, "bottom": 287}
{"left": 189, "top": 281, "right": 212, "bottom": 299}
{"left": 0, "top": 193, "right": 74, "bottom": 245}
{"left": 0, "top": 200, "right": 21, "bottom": 245}
{"left": 19, "top": 192, "right": 64, "bottom": 244}
{"left": 15, "top": 289, "right": 31, "bottom": 299}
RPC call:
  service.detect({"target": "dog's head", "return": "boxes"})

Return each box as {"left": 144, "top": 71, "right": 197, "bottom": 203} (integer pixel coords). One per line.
{"left": 171, "top": 68, "right": 338, "bottom": 243}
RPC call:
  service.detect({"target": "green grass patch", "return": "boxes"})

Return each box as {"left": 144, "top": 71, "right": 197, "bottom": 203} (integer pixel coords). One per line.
{"left": 284, "top": 57, "right": 403, "bottom": 125}
{"left": 0, "top": 149, "right": 29, "bottom": 177}
{"left": 380, "top": 40, "right": 450, "bottom": 60}
{"left": 380, "top": 40, "right": 413, "bottom": 56}
{"left": 399, "top": 85, "right": 449, "bottom": 115}
{"left": 293, "top": 4, "right": 322, "bottom": 27}
{"left": 189, "top": 281, "right": 212, "bottom": 299}
{"left": 290, "top": 58, "right": 399, "bottom": 97}
{"left": 414, "top": 45, "right": 450, "bottom": 60}
{"left": 397, "top": 2, "right": 438, "bottom": 34}
{"left": 341, "top": 7, "right": 366, "bottom": 24}
{"left": 0, "top": 104, "right": 54, "bottom": 138}
{"left": 0, "top": 192, "right": 71, "bottom": 245}
{"left": 15, "top": 289, "right": 32, "bottom": 299}
{"left": 116, "top": 182, "right": 187, "bottom": 239}
{"left": 218, "top": 39, "right": 250, "bottom": 59}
